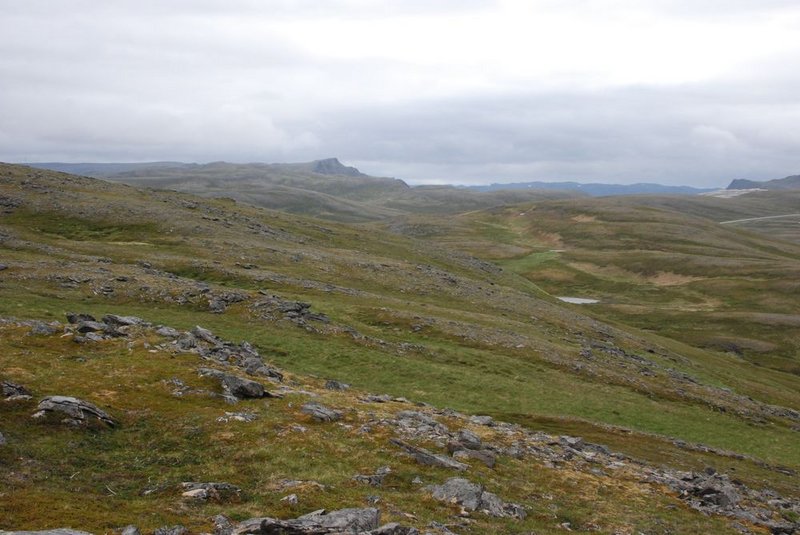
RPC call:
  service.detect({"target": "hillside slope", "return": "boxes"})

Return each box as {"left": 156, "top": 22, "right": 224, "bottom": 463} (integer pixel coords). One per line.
{"left": 1, "top": 164, "right": 799, "bottom": 534}
{"left": 387, "top": 193, "right": 800, "bottom": 374}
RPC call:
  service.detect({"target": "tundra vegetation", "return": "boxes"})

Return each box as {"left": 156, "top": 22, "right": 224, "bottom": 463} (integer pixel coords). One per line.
{"left": 1, "top": 162, "right": 799, "bottom": 534}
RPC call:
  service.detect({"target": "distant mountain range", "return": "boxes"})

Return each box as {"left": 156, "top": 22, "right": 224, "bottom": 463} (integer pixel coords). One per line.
{"left": 727, "top": 174, "right": 800, "bottom": 190}
{"left": 468, "top": 181, "right": 715, "bottom": 196}
{"left": 23, "top": 158, "right": 580, "bottom": 222}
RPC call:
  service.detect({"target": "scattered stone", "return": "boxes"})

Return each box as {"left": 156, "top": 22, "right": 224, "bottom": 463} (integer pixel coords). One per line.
{"left": 364, "top": 394, "right": 392, "bottom": 403}
{"left": 155, "top": 326, "right": 181, "bottom": 338}
{"left": 28, "top": 321, "right": 59, "bottom": 336}
{"left": 213, "top": 515, "right": 235, "bottom": 535}
{"left": 233, "top": 507, "right": 380, "bottom": 534}
{"left": 370, "top": 523, "right": 420, "bottom": 535}
{"left": 560, "top": 436, "right": 584, "bottom": 450}
{"left": 390, "top": 439, "right": 468, "bottom": 471}
{"left": 102, "top": 314, "right": 145, "bottom": 326}
{"left": 426, "top": 478, "right": 526, "bottom": 519}
{"left": 353, "top": 466, "right": 392, "bottom": 487}
{"left": 452, "top": 448, "right": 496, "bottom": 469}
{"left": 468, "top": 415, "right": 494, "bottom": 427}
{"left": 199, "top": 368, "right": 276, "bottom": 400}
{"left": 325, "top": 379, "right": 350, "bottom": 391}
{"left": 241, "top": 357, "right": 284, "bottom": 382}
{"left": 75, "top": 320, "right": 108, "bottom": 333}
{"left": 209, "top": 298, "right": 227, "bottom": 314}
{"left": 120, "top": 526, "right": 140, "bottom": 535}
{"left": 2, "top": 380, "right": 32, "bottom": 400}
{"left": 176, "top": 332, "right": 197, "bottom": 350}
{"left": 301, "top": 402, "right": 343, "bottom": 422}
{"left": 674, "top": 471, "right": 741, "bottom": 509}
{"left": 0, "top": 530, "right": 93, "bottom": 535}
{"left": 66, "top": 312, "right": 96, "bottom": 324}
{"left": 0, "top": 264, "right": 7, "bottom": 271}
{"left": 192, "top": 325, "right": 220, "bottom": 345}
{"left": 456, "top": 429, "right": 482, "bottom": 450}
{"left": 217, "top": 411, "right": 258, "bottom": 423}
{"left": 32, "top": 396, "right": 116, "bottom": 427}
{"left": 153, "top": 526, "right": 188, "bottom": 535}
{"left": 180, "top": 481, "right": 241, "bottom": 502}
{"left": 0, "top": 431, "right": 6, "bottom": 446}
{"left": 280, "top": 493, "right": 298, "bottom": 505}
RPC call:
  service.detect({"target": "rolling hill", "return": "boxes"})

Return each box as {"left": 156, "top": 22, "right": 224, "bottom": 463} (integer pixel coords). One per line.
{"left": 1, "top": 163, "right": 799, "bottom": 534}
{"left": 27, "top": 159, "right": 583, "bottom": 223}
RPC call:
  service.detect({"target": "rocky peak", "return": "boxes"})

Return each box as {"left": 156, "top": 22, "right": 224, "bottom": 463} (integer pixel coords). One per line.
{"left": 311, "top": 158, "right": 367, "bottom": 177}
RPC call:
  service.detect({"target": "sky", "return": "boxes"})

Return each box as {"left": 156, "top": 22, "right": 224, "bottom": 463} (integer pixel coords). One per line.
{"left": 2, "top": 1, "right": 800, "bottom": 187}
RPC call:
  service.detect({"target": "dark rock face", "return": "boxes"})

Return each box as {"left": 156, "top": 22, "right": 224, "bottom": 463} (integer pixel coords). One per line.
{"left": 390, "top": 439, "right": 468, "bottom": 471}
{"left": 32, "top": 396, "right": 116, "bottom": 427}
{"left": 426, "top": 478, "right": 526, "bottom": 519}
{"left": 301, "top": 402, "right": 343, "bottom": 422}
{"left": 198, "top": 368, "right": 273, "bottom": 400}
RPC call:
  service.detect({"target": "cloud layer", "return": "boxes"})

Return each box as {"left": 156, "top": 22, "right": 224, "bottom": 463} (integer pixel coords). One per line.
{"left": 2, "top": 0, "right": 799, "bottom": 186}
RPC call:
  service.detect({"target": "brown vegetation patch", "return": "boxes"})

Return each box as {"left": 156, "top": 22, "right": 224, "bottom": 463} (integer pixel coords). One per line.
{"left": 648, "top": 272, "right": 704, "bottom": 286}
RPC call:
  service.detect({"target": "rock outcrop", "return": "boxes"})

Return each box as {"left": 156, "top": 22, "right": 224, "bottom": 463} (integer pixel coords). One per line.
{"left": 32, "top": 396, "right": 116, "bottom": 427}
{"left": 426, "top": 478, "right": 526, "bottom": 519}
{"left": 198, "top": 368, "right": 277, "bottom": 400}
{"left": 390, "top": 439, "right": 468, "bottom": 471}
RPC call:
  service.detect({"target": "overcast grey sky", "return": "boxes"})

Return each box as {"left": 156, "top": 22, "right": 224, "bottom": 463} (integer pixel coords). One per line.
{"left": 2, "top": 0, "right": 799, "bottom": 186}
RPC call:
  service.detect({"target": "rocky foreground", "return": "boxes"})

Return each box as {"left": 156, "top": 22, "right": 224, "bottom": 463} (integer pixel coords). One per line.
{"left": 1, "top": 313, "right": 798, "bottom": 534}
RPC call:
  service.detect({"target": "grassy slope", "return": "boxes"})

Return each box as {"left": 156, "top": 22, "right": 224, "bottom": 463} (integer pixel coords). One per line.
{"left": 402, "top": 194, "right": 800, "bottom": 375}
{"left": 1, "top": 164, "right": 799, "bottom": 532}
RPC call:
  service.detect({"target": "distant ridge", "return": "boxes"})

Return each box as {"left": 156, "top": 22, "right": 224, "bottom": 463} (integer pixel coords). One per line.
{"left": 27, "top": 161, "right": 187, "bottom": 177}
{"left": 468, "top": 180, "right": 714, "bottom": 196}
{"left": 727, "top": 174, "right": 800, "bottom": 190}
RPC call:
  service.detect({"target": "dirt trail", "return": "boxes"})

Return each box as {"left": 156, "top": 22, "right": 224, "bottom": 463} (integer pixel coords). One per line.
{"left": 720, "top": 213, "right": 800, "bottom": 224}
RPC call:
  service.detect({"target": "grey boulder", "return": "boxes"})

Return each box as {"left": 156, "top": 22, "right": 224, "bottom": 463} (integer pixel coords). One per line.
{"left": 101, "top": 314, "right": 145, "bottom": 326}
{"left": 32, "top": 396, "right": 117, "bottom": 427}
{"left": 199, "top": 368, "right": 275, "bottom": 400}
{"left": 301, "top": 402, "right": 343, "bottom": 422}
